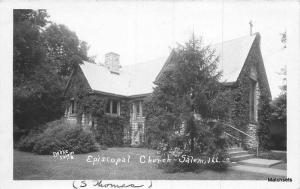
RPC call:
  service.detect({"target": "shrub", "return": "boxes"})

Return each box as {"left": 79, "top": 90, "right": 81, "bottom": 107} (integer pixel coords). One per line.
{"left": 13, "top": 125, "right": 27, "bottom": 144}
{"left": 17, "top": 120, "right": 99, "bottom": 155}
{"left": 17, "top": 131, "right": 40, "bottom": 152}
{"left": 158, "top": 150, "right": 228, "bottom": 173}
{"left": 157, "top": 120, "right": 229, "bottom": 173}
{"left": 100, "top": 144, "right": 108, "bottom": 150}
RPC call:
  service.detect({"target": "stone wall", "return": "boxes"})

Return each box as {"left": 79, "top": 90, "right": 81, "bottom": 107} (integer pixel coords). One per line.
{"left": 245, "top": 123, "right": 259, "bottom": 149}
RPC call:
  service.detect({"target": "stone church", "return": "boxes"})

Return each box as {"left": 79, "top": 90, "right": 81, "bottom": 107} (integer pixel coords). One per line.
{"left": 64, "top": 32, "right": 271, "bottom": 149}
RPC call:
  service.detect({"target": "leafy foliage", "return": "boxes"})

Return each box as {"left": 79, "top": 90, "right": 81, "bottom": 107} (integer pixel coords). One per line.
{"left": 268, "top": 66, "right": 286, "bottom": 150}
{"left": 257, "top": 95, "right": 272, "bottom": 150}
{"left": 64, "top": 76, "right": 129, "bottom": 147}
{"left": 271, "top": 94, "right": 286, "bottom": 121}
{"left": 144, "top": 35, "right": 229, "bottom": 172}
{"left": 92, "top": 116, "right": 127, "bottom": 147}
{"left": 44, "top": 23, "right": 90, "bottom": 76}
{"left": 13, "top": 9, "right": 48, "bottom": 81}
{"left": 64, "top": 70, "right": 130, "bottom": 146}
{"left": 157, "top": 120, "right": 229, "bottom": 173}
{"left": 271, "top": 66, "right": 286, "bottom": 124}
{"left": 209, "top": 88, "right": 234, "bottom": 120}
{"left": 145, "top": 35, "right": 222, "bottom": 149}
{"left": 13, "top": 9, "right": 91, "bottom": 137}
{"left": 17, "top": 120, "right": 99, "bottom": 154}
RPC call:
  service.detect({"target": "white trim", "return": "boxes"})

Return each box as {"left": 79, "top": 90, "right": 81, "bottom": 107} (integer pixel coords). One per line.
{"left": 117, "top": 101, "right": 120, "bottom": 116}
{"left": 110, "top": 100, "right": 113, "bottom": 114}
{"left": 139, "top": 101, "right": 143, "bottom": 118}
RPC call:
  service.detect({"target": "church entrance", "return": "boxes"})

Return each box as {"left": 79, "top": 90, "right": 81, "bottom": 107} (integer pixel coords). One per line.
{"left": 130, "top": 100, "right": 145, "bottom": 146}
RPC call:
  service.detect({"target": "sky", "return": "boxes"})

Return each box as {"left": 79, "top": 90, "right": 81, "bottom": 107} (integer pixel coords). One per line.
{"left": 47, "top": 1, "right": 300, "bottom": 99}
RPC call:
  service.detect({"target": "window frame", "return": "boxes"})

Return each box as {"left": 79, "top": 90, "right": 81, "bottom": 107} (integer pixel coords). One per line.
{"left": 69, "top": 98, "right": 76, "bottom": 115}
{"left": 112, "top": 100, "right": 118, "bottom": 114}
{"left": 105, "top": 99, "right": 121, "bottom": 116}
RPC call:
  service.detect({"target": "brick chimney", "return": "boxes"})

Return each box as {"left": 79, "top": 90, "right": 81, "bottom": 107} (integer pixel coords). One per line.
{"left": 104, "top": 52, "right": 121, "bottom": 74}
{"left": 105, "top": 52, "right": 121, "bottom": 74}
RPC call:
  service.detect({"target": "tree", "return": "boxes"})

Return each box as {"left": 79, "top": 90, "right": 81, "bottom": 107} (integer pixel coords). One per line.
{"left": 13, "top": 10, "right": 91, "bottom": 137}
{"left": 43, "top": 24, "right": 90, "bottom": 77}
{"left": 13, "top": 9, "right": 49, "bottom": 86}
{"left": 271, "top": 66, "right": 286, "bottom": 125}
{"left": 14, "top": 9, "right": 54, "bottom": 132}
{"left": 145, "top": 35, "right": 223, "bottom": 153}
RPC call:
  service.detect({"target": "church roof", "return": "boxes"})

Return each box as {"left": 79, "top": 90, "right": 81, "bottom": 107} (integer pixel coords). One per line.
{"left": 212, "top": 34, "right": 256, "bottom": 82}
{"left": 79, "top": 34, "right": 257, "bottom": 97}
{"left": 80, "top": 57, "right": 167, "bottom": 97}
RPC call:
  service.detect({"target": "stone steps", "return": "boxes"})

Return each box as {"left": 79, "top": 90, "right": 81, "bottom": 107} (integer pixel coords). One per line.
{"left": 228, "top": 147, "right": 255, "bottom": 162}
{"left": 228, "top": 147, "right": 284, "bottom": 172}
{"left": 237, "top": 158, "right": 283, "bottom": 168}
{"left": 227, "top": 147, "right": 285, "bottom": 176}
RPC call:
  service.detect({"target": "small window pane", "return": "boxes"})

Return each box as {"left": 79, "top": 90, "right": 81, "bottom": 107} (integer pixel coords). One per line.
{"left": 106, "top": 100, "right": 111, "bottom": 113}
{"left": 112, "top": 100, "right": 118, "bottom": 114}
{"left": 136, "top": 102, "right": 140, "bottom": 115}
{"left": 70, "top": 100, "right": 75, "bottom": 114}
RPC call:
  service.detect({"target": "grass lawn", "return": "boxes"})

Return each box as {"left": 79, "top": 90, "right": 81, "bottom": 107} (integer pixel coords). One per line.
{"left": 14, "top": 147, "right": 277, "bottom": 180}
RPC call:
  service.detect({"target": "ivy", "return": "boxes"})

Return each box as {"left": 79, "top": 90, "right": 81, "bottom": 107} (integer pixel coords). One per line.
{"left": 209, "top": 37, "right": 271, "bottom": 150}
{"left": 257, "top": 94, "right": 272, "bottom": 150}
{"left": 93, "top": 115, "right": 128, "bottom": 147}
{"left": 63, "top": 68, "right": 130, "bottom": 146}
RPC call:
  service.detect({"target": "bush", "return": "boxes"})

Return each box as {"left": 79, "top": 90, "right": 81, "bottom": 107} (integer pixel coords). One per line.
{"left": 17, "top": 131, "right": 40, "bottom": 152}
{"left": 157, "top": 120, "right": 229, "bottom": 173}
{"left": 158, "top": 150, "right": 228, "bottom": 173}
{"left": 13, "top": 125, "right": 27, "bottom": 144}
{"left": 17, "top": 120, "right": 99, "bottom": 155}
{"left": 100, "top": 144, "right": 108, "bottom": 150}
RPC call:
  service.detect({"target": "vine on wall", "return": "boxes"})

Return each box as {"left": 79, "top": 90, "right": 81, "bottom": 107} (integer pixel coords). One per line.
{"left": 213, "top": 37, "right": 271, "bottom": 149}
{"left": 63, "top": 68, "right": 130, "bottom": 146}
{"left": 257, "top": 91, "right": 272, "bottom": 150}
{"left": 62, "top": 36, "right": 271, "bottom": 150}
{"left": 93, "top": 115, "right": 129, "bottom": 146}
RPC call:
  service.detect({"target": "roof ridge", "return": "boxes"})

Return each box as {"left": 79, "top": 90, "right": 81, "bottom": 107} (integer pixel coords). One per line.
{"left": 210, "top": 33, "right": 256, "bottom": 47}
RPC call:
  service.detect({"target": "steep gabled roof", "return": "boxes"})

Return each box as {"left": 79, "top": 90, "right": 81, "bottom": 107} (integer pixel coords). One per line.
{"left": 77, "top": 34, "right": 257, "bottom": 97}
{"left": 79, "top": 57, "right": 168, "bottom": 97}
{"left": 212, "top": 34, "right": 256, "bottom": 82}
